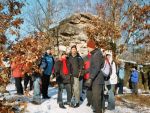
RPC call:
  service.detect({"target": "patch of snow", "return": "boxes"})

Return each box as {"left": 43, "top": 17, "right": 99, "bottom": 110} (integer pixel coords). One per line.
{"left": 4, "top": 83, "right": 150, "bottom": 113}
{"left": 6, "top": 83, "right": 16, "bottom": 94}
{"left": 123, "top": 87, "right": 132, "bottom": 94}
{"left": 123, "top": 87, "right": 147, "bottom": 95}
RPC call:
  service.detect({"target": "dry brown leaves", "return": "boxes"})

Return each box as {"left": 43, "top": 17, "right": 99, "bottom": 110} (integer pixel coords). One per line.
{"left": 9, "top": 33, "right": 53, "bottom": 72}
{"left": 0, "top": 0, "right": 24, "bottom": 52}
{"left": 11, "top": 18, "right": 23, "bottom": 28}
{"left": 122, "top": 94, "right": 150, "bottom": 107}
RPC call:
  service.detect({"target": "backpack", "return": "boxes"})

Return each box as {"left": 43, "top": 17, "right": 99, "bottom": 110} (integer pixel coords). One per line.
{"left": 101, "top": 58, "right": 112, "bottom": 81}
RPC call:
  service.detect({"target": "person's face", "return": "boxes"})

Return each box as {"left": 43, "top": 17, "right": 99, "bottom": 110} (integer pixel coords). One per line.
{"left": 47, "top": 49, "right": 54, "bottom": 55}
{"left": 47, "top": 50, "right": 51, "bottom": 55}
{"left": 61, "top": 54, "right": 67, "bottom": 59}
{"left": 102, "top": 50, "right": 106, "bottom": 56}
{"left": 106, "top": 55, "right": 111, "bottom": 60}
{"left": 88, "top": 47, "right": 94, "bottom": 53}
{"left": 71, "top": 48, "right": 77, "bottom": 55}
{"left": 50, "top": 49, "right": 55, "bottom": 55}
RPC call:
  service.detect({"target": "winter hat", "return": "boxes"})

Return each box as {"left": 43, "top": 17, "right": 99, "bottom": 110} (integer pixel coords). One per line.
{"left": 87, "top": 39, "right": 96, "bottom": 49}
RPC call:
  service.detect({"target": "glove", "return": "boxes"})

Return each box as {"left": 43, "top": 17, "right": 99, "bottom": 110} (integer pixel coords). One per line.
{"left": 79, "top": 75, "right": 83, "bottom": 81}
{"left": 84, "top": 78, "right": 92, "bottom": 88}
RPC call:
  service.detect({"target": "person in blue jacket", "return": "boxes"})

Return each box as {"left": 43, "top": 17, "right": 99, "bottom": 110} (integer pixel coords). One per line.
{"left": 117, "top": 65, "right": 125, "bottom": 94}
{"left": 130, "top": 66, "right": 139, "bottom": 95}
{"left": 39, "top": 47, "right": 55, "bottom": 99}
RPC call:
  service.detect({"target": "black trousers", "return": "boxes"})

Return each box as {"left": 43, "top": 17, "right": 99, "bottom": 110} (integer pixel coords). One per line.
{"left": 57, "top": 83, "right": 71, "bottom": 104}
{"left": 118, "top": 79, "right": 124, "bottom": 94}
{"left": 15, "top": 77, "right": 23, "bottom": 94}
{"left": 41, "top": 75, "right": 50, "bottom": 97}
{"left": 92, "top": 83, "right": 104, "bottom": 113}
{"left": 24, "top": 73, "right": 33, "bottom": 90}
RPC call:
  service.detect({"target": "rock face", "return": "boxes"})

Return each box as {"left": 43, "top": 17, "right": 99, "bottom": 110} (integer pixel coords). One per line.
{"left": 50, "top": 13, "right": 95, "bottom": 56}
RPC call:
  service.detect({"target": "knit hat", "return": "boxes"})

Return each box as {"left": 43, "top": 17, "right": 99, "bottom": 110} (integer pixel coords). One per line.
{"left": 87, "top": 39, "right": 96, "bottom": 49}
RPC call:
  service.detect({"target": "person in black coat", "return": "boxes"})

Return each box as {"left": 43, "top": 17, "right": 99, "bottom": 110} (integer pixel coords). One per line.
{"left": 85, "top": 39, "right": 105, "bottom": 113}
{"left": 68, "top": 45, "right": 84, "bottom": 107}
{"left": 54, "top": 52, "right": 71, "bottom": 109}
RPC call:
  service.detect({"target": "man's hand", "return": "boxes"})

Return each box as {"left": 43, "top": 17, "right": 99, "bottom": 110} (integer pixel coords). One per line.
{"left": 84, "top": 78, "right": 92, "bottom": 88}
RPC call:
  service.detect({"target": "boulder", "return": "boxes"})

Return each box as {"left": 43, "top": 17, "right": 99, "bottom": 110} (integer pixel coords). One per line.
{"left": 59, "top": 23, "right": 80, "bottom": 36}
{"left": 59, "top": 45, "right": 67, "bottom": 52}
{"left": 50, "top": 13, "right": 95, "bottom": 55}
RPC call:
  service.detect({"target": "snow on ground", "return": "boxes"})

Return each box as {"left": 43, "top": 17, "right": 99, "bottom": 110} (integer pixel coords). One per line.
{"left": 123, "top": 87, "right": 145, "bottom": 94}
{"left": 4, "top": 83, "right": 150, "bottom": 113}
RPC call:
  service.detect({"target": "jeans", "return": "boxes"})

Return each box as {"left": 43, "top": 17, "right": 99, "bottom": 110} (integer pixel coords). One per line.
{"left": 107, "top": 84, "right": 115, "bottom": 110}
{"left": 80, "top": 79, "right": 83, "bottom": 98}
{"left": 57, "top": 83, "right": 71, "bottom": 104}
{"left": 33, "top": 77, "right": 41, "bottom": 103}
{"left": 33, "top": 77, "right": 41, "bottom": 96}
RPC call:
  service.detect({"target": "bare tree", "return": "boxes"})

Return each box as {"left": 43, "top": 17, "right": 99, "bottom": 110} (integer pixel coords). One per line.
{"left": 25, "top": 0, "right": 63, "bottom": 37}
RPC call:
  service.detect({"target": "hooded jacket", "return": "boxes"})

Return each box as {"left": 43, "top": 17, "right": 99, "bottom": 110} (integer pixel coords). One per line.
{"left": 40, "top": 53, "right": 55, "bottom": 76}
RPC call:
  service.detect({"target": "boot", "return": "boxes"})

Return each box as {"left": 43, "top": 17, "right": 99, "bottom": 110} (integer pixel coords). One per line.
{"left": 59, "top": 103, "right": 66, "bottom": 109}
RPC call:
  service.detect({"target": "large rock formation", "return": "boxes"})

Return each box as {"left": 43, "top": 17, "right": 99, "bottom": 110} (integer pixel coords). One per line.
{"left": 50, "top": 13, "right": 95, "bottom": 56}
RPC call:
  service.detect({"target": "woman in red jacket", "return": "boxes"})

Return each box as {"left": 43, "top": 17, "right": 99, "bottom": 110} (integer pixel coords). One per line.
{"left": 83, "top": 52, "right": 92, "bottom": 106}
{"left": 11, "top": 57, "right": 24, "bottom": 95}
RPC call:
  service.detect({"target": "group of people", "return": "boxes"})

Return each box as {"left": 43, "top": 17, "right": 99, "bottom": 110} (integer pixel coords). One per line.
{"left": 10, "top": 38, "right": 150, "bottom": 113}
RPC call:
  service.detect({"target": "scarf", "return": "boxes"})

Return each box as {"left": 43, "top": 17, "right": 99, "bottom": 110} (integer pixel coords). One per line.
{"left": 61, "top": 58, "right": 69, "bottom": 75}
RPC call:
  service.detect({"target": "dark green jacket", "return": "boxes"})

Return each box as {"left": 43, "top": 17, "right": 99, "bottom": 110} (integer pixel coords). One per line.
{"left": 68, "top": 53, "right": 84, "bottom": 78}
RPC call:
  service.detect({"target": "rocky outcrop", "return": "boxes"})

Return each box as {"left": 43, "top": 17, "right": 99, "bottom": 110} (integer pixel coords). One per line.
{"left": 50, "top": 13, "right": 95, "bottom": 56}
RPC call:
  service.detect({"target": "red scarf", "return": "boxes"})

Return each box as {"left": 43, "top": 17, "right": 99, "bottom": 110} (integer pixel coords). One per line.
{"left": 61, "top": 58, "right": 69, "bottom": 75}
